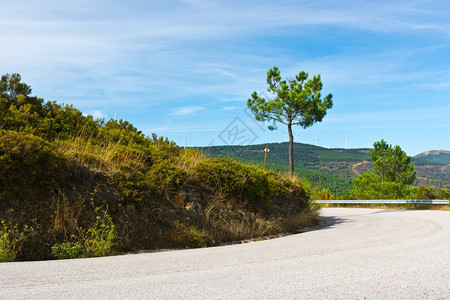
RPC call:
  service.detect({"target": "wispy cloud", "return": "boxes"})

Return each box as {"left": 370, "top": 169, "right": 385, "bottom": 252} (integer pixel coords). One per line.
{"left": 167, "top": 106, "right": 206, "bottom": 116}
{"left": 91, "top": 110, "right": 107, "bottom": 119}
{"left": 83, "top": 110, "right": 107, "bottom": 119}
{"left": 222, "top": 106, "right": 236, "bottom": 111}
{"left": 326, "top": 106, "right": 450, "bottom": 125}
{"left": 2, "top": 0, "right": 450, "bottom": 153}
{"left": 3, "top": 0, "right": 449, "bottom": 108}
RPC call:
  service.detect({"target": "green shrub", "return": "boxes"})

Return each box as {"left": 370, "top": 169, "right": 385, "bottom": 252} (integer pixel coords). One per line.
{"left": 437, "top": 188, "right": 450, "bottom": 200}
{"left": 149, "top": 162, "right": 187, "bottom": 191}
{"left": 98, "top": 119, "right": 149, "bottom": 146}
{"left": 111, "top": 144, "right": 151, "bottom": 172}
{"left": 0, "top": 131, "right": 64, "bottom": 192}
{"left": 51, "top": 241, "right": 84, "bottom": 259}
{"left": 52, "top": 207, "right": 117, "bottom": 259}
{"left": 171, "top": 221, "right": 212, "bottom": 248}
{"left": 81, "top": 207, "right": 117, "bottom": 257}
{"left": 116, "top": 171, "right": 149, "bottom": 202}
{"left": 185, "top": 225, "right": 212, "bottom": 248}
{"left": 412, "top": 185, "right": 450, "bottom": 200}
{"left": 265, "top": 171, "right": 309, "bottom": 201}
{"left": 310, "top": 188, "right": 335, "bottom": 200}
{"left": 194, "top": 158, "right": 270, "bottom": 204}
{"left": 0, "top": 221, "right": 30, "bottom": 262}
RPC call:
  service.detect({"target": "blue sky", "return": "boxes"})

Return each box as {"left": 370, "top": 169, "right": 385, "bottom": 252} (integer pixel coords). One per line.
{"left": 2, "top": 0, "right": 450, "bottom": 156}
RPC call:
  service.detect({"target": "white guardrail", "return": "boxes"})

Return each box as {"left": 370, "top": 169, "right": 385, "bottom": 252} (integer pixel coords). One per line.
{"left": 314, "top": 199, "right": 450, "bottom": 208}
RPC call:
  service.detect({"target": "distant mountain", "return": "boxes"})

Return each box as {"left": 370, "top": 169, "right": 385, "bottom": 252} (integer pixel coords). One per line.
{"left": 415, "top": 150, "right": 450, "bottom": 165}
{"left": 414, "top": 150, "right": 450, "bottom": 185}
{"left": 197, "top": 142, "right": 450, "bottom": 195}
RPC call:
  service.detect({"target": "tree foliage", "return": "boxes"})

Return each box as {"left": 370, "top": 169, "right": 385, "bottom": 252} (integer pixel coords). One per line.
{"left": 370, "top": 139, "right": 416, "bottom": 185}
{"left": 414, "top": 185, "right": 450, "bottom": 200}
{"left": 0, "top": 73, "right": 32, "bottom": 102}
{"left": 247, "top": 67, "right": 333, "bottom": 176}
{"left": 351, "top": 172, "right": 414, "bottom": 200}
{"left": 352, "top": 140, "right": 416, "bottom": 199}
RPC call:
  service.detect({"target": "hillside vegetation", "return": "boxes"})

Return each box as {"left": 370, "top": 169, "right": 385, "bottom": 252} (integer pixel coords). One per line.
{"left": 415, "top": 150, "right": 450, "bottom": 165}
{"left": 199, "top": 143, "right": 450, "bottom": 195}
{"left": 0, "top": 74, "right": 317, "bottom": 261}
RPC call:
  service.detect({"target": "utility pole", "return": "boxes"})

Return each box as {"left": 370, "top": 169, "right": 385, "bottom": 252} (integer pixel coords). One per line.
{"left": 183, "top": 133, "right": 189, "bottom": 150}
{"left": 263, "top": 144, "right": 269, "bottom": 170}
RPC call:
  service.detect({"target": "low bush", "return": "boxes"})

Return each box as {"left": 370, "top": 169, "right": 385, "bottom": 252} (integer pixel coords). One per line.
{"left": 149, "top": 162, "right": 187, "bottom": 191}
{"left": 115, "top": 171, "right": 149, "bottom": 202}
{"left": 310, "top": 188, "right": 335, "bottom": 200}
{"left": 81, "top": 208, "right": 117, "bottom": 257}
{"left": 51, "top": 241, "right": 84, "bottom": 259}
{"left": 171, "top": 221, "right": 213, "bottom": 248}
{"left": 194, "top": 158, "right": 270, "bottom": 205}
{"left": 52, "top": 206, "right": 117, "bottom": 259}
{"left": 0, "top": 131, "right": 65, "bottom": 193}
{"left": 0, "top": 221, "right": 32, "bottom": 262}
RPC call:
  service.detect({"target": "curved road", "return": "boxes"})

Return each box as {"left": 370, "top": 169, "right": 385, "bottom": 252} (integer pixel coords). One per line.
{"left": 1, "top": 208, "right": 449, "bottom": 299}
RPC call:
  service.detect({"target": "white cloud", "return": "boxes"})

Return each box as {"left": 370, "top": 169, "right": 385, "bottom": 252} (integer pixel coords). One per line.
{"left": 2, "top": 0, "right": 450, "bottom": 154}
{"left": 326, "top": 106, "right": 450, "bottom": 125}
{"left": 167, "top": 106, "right": 206, "bottom": 116}
{"left": 83, "top": 110, "right": 106, "bottom": 119}
{"left": 222, "top": 106, "right": 236, "bottom": 111}
{"left": 3, "top": 0, "right": 449, "bottom": 109}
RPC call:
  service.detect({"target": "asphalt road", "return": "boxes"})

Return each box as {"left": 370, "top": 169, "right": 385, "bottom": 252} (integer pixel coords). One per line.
{"left": 1, "top": 208, "right": 449, "bottom": 299}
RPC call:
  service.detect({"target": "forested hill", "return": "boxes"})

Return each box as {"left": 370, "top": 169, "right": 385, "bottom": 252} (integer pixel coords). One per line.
{"left": 198, "top": 142, "right": 450, "bottom": 194}
{"left": 415, "top": 150, "right": 450, "bottom": 165}
{"left": 200, "top": 143, "right": 371, "bottom": 176}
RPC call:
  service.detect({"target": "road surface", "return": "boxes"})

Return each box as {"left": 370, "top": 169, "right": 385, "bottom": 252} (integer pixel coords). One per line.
{"left": 1, "top": 208, "right": 449, "bottom": 299}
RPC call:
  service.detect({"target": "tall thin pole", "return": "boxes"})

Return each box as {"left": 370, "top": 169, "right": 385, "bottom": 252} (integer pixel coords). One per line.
{"left": 263, "top": 144, "right": 269, "bottom": 170}
{"left": 183, "top": 133, "right": 189, "bottom": 150}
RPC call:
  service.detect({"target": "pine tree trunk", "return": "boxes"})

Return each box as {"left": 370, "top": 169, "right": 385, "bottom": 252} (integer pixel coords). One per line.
{"left": 288, "top": 123, "right": 294, "bottom": 177}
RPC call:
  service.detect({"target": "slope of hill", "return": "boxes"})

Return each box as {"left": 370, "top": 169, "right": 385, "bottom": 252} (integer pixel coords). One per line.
{"left": 198, "top": 143, "right": 450, "bottom": 194}
{"left": 201, "top": 143, "right": 372, "bottom": 178}
{"left": 0, "top": 78, "right": 317, "bottom": 261}
{"left": 413, "top": 150, "right": 450, "bottom": 187}
{"left": 415, "top": 150, "right": 450, "bottom": 165}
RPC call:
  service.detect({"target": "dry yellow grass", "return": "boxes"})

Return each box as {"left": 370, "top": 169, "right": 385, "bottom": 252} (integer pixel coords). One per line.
{"left": 54, "top": 137, "right": 148, "bottom": 173}
{"left": 52, "top": 191, "right": 86, "bottom": 240}
{"left": 204, "top": 200, "right": 284, "bottom": 242}
{"left": 176, "top": 148, "right": 206, "bottom": 171}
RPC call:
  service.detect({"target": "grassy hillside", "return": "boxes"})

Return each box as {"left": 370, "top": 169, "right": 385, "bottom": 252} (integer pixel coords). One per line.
{"left": 0, "top": 84, "right": 317, "bottom": 261}
{"left": 198, "top": 143, "right": 450, "bottom": 194}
